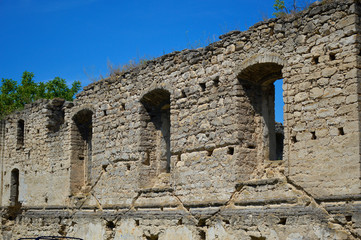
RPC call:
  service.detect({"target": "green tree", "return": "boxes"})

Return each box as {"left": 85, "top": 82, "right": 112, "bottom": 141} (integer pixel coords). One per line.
{"left": 0, "top": 78, "right": 19, "bottom": 116}
{"left": 0, "top": 71, "right": 81, "bottom": 117}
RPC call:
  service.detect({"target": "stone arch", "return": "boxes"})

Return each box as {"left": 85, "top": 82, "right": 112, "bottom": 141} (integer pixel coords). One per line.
{"left": 139, "top": 88, "right": 171, "bottom": 188}
{"left": 69, "top": 105, "right": 95, "bottom": 120}
{"left": 236, "top": 53, "right": 286, "bottom": 85}
{"left": 70, "top": 108, "right": 93, "bottom": 195}
{"left": 139, "top": 81, "right": 172, "bottom": 103}
{"left": 10, "top": 168, "right": 19, "bottom": 206}
{"left": 237, "top": 53, "right": 285, "bottom": 161}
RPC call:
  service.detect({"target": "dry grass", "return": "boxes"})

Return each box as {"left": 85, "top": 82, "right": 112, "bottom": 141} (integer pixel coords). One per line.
{"left": 107, "top": 58, "right": 149, "bottom": 77}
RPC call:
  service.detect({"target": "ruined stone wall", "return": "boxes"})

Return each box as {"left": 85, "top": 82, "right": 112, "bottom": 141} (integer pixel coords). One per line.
{"left": 1, "top": 0, "right": 361, "bottom": 239}
{"left": 0, "top": 99, "right": 75, "bottom": 208}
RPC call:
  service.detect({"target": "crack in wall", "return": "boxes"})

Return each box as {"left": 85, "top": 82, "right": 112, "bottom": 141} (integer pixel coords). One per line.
{"left": 172, "top": 193, "right": 198, "bottom": 224}
{"left": 285, "top": 176, "right": 361, "bottom": 240}
{"left": 91, "top": 192, "right": 103, "bottom": 211}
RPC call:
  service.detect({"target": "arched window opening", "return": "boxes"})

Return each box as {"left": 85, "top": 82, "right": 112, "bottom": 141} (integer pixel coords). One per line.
{"left": 140, "top": 89, "right": 171, "bottom": 188}
{"left": 70, "top": 109, "right": 93, "bottom": 194}
{"left": 17, "top": 119, "right": 25, "bottom": 147}
{"left": 238, "top": 62, "right": 284, "bottom": 161}
{"left": 10, "top": 169, "right": 19, "bottom": 206}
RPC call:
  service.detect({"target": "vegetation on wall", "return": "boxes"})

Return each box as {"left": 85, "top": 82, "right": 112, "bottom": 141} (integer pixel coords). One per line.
{"left": 273, "top": 0, "right": 314, "bottom": 17}
{"left": 0, "top": 71, "right": 81, "bottom": 117}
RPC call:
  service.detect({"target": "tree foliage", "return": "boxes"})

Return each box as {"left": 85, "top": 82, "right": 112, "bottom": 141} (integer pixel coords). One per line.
{"left": 0, "top": 71, "right": 81, "bottom": 117}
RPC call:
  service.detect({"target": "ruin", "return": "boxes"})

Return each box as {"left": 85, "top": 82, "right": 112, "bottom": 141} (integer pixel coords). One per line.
{"left": 1, "top": 0, "right": 361, "bottom": 239}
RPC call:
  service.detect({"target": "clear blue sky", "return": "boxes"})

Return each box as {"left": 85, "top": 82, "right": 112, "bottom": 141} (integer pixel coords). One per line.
{"left": 0, "top": 0, "right": 315, "bottom": 123}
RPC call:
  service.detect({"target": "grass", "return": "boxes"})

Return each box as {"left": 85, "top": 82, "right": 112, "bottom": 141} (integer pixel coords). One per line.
{"left": 107, "top": 57, "right": 149, "bottom": 77}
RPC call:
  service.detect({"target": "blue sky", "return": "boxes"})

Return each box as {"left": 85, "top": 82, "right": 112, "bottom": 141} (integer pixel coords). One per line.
{"left": 0, "top": 0, "right": 315, "bottom": 123}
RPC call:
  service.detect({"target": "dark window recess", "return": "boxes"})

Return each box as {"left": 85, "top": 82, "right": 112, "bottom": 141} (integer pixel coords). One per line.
{"left": 312, "top": 56, "right": 319, "bottom": 64}
{"left": 207, "top": 149, "right": 213, "bottom": 156}
{"left": 199, "top": 83, "right": 206, "bottom": 91}
{"left": 17, "top": 119, "right": 25, "bottom": 147}
{"left": 239, "top": 65, "right": 284, "bottom": 161}
{"left": 338, "top": 127, "right": 345, "bottom": 136}
{"left": 275, "top": 122, "right": 284, "bottom": 160}
{"left": 227, "top": 147, "right": 234, "bottom": 155}
{"left": 10, "top": 169, "right": 19, "bottom": 206}
{"left": 329, "top": 53, "right": 336, "bottom": 60}
{"left": 70, "top": 109, "right": 93, "bottom": 194}
{"left": 278, "top": 217, "right": 287, "bottom": 225}
{"left": 311, "top": 131, "right": 317, "bottom": 140}
{"left": 291, "top": 136, "right": 297, "bottom": 143}
{"left": 139, "top": 89, "right": 171, "bottom": 188}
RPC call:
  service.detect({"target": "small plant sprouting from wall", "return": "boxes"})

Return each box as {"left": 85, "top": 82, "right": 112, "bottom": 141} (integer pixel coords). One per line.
{"left": 273, "top": 0, "right": 315, "bottom": 17}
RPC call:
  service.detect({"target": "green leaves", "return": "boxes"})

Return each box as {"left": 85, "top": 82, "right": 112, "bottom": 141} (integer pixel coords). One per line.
{"left": 0, "top": 71, "right": 81, "bottom": 117}
{"left": 273, "top": 0, "right": 313, "bottom": 17}
{"left": 42, "top": 77, "right": 81, "bottom": 101}
{"left": 273, "top": 0, "right": 287, "bottom": 17}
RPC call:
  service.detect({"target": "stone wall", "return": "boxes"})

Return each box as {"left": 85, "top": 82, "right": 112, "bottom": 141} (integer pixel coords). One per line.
{"left": 1, "top": 0, "right": 361, "bottom": 239}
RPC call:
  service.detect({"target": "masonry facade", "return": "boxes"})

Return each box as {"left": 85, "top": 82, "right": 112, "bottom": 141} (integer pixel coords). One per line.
{"left": 1, "top": 0, "right": 361, "bottom": 239}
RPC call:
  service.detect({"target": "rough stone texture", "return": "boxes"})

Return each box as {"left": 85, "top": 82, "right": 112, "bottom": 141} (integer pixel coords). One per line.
{"left": 1, "top": 0, "right": 361, "bottom": 239}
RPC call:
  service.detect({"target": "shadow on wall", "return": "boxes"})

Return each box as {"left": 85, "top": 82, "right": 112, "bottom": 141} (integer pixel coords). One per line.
{"left": 70, "top": 109, "right": 93, "bottom": 195}
{"left": 139, "top": 89, "right": 171, "bottom": 188}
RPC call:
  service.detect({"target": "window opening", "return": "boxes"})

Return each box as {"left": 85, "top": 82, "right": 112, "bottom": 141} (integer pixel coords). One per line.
{"left": 275, "top": 79, "right": 284, "bottom": 160}
{"left": 17, "top": 119, "right": 25, "bottom": 147}
{"left": 238, "top": 61, "right": 284, "bottom": 161}
{"left": 140, "top": 89, "right": 171, "bottom": 188}
{"left": 70, "top": 109, "right": 93, "bottom": 194}
{"left": 10, "top": 169, "right": 19, "bottom": 206}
